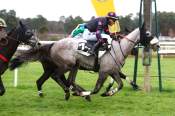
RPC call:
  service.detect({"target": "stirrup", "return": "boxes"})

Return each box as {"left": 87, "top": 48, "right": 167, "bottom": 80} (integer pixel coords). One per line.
{"left": 89, "top": 50, "right": 95, "bottom": 55}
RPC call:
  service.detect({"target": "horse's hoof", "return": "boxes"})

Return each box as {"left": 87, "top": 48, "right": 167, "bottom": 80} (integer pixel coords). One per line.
{"left": 101, "top": 92, "right": 109, "bottom": 97}
{"left": 105, "top": 85, "right": 113, "bottom": 92}
{"left": 0, "top": 90, "right": 5, "bottom": 96}
{"left": 80, "top": 91, "right": 91, "bottom": 96}
{"left": 39, "top": 93, "right": 44, "bottom": 97}
{"left": 132, "top": 84, "right": 139, "bottom": 90}
{"left": 101, "top": 90, "right": 115, "bottom": 97}
{"left": 131, "top": 82, "right": 139, "bottom": 90}
{"left": 65, "top": 92, "right": 70, "bottom": 101}
{"left": 84, "top": 95, "right": 91, "bottom": 102}
{"left": 72, "top": 92, "right": 79, "bottom": 96}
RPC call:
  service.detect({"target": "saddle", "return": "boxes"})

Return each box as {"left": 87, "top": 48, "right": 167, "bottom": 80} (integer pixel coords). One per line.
{"left": 77, "top": 39, "right": 108, "bottom": 56}
{"left": 77, "top": 39, "right": 109, "bottom": 71}
{"left": 76, "top": 33, "right": 112, "bottom": 71}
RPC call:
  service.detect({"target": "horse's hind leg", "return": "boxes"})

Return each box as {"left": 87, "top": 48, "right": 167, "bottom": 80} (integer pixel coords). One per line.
{"left": 51, "top": 73, "right": 70, "bottom": 100}
{"left": 52, "top": 71, "right": 90, "bottom": 101}
{"left": 71, "top": 83, "right": 91, "bottom": 101}
{"left": 36, "top": 71, "right": 52, "bottom": 97}
{"left": 85, "top": 72, "right": 108, "bottom": 95}
{"left": 0, "top": 77, "right": 5, "bottom": 96}
{"left": 67, "top": 63, "right": 91, "bottom": 101}
{"left": 67, "top": 70, "right": 87, "bottom": 95}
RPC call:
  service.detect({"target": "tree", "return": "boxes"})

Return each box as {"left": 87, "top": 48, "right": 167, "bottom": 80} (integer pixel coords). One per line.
{"left": 158, "top": 12, "right": 175, "bottom": 36}
{"left": 0, "top": 9, "right": 18, "bottom": 30}
{"left": 119, "top": 14, "right": 137, "bottom": 33}
{"left": 64, "top": 15, "right": 84, "bottom": 34}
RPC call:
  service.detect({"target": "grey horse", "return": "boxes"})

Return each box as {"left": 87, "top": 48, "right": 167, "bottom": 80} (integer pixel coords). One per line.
{"left": 49, "top": 24, "right": 159, "bottom": 96}
{"left": 9, "top": 23, "right": 159, "bottom": 98}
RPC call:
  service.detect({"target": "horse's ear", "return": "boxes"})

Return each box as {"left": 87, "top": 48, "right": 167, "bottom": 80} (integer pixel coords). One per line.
{"left": 19, "top": 20, "right": 28, "bottom": 30}
{"left": 19, "top": 20, "right": 24, "bottom": 27}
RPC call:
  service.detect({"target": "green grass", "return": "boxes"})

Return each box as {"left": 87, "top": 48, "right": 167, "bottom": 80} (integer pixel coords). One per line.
{"left": 1, "top": 57, "right": 175, "bottom": 116}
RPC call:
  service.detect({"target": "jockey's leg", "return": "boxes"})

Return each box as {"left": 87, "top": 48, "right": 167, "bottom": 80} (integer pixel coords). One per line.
{"left": 82, "top": 29, "right": 96, "bottom": 41}
{"left": 89, "top": 41, "right": 102, "bottom": 56}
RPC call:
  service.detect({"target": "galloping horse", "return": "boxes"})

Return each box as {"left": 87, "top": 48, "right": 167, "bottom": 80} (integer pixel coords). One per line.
{"left": 0, "top": 21, "right": 39, "bottom": 96}
{"left": 9, "top": 23, "right": 159, "bottom": 100}
{"left": 10, "top": 49, "right": 132, "bottom": 101}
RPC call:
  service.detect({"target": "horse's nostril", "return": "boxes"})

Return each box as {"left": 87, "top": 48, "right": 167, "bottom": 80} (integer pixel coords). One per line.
{"left": 157, "top": 45, "right": 160, "bottom": 48}
{"left": 38, "top": 42, "right": 41, "bottom": 46}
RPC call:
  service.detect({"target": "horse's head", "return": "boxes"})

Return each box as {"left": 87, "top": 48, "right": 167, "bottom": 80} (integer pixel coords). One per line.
{"left": 16, "top": 21, "right": 40, "bottom": 47}
{"left": 139, "top": 23, "right": 159, "bottom": 51}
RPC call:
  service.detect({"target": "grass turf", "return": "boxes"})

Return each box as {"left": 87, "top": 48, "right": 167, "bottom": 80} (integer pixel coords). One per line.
{"left": 0, "top": 57, "right": 175, "bottom": 116}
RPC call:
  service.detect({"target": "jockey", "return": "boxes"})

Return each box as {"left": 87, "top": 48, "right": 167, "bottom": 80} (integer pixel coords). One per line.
{"left": 71, "top": 12, "right": 121, "bottom": 56}
{"left": 85, "top": 11, "right": 121, "bottom": 55}
{"left": 0, "top": 18, "right": 7, "bottom": 39}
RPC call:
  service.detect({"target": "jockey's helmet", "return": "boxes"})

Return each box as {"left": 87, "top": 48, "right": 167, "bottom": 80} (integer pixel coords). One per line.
{"left": 106, "top": 12, "right": 119, "bottom": 20}
{"left": 0, "top": 18, "right": 7, "bottom": 28}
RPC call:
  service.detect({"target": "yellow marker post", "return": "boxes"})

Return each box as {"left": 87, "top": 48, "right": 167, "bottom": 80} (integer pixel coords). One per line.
{"left": 91, "top": 0, "right": 115, "bottom": 16}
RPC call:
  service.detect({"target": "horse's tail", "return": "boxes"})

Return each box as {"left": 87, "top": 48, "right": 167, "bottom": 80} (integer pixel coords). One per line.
{"left": 9, "top": 43, "right": 54, "bottom": 70}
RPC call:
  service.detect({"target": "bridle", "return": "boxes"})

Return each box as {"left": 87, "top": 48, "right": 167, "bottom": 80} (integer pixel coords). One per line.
{"left": 0, "top": 28, "right": 28, "bottom": 63}
{"left": 108, "top": 33, "right": 140, "bottom": 68}
{"left": 118, "top": 34, "right": 138, "bottom": 45}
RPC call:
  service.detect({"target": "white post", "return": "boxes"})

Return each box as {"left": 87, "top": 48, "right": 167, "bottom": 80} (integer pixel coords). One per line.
{"left": 14, "top": 68, "right": 18, "bottom": 87}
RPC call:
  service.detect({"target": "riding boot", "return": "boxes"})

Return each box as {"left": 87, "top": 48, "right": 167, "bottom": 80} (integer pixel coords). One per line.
{"left": 89, "top": 41, "right": 101, "bottom": 56}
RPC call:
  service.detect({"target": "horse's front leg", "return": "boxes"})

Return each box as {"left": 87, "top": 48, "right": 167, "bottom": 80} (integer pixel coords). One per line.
{"left": 67, "top": 63, "right": 91, "bottom": 101}
{"left": 101, "top": 71, "right": 123, "bottom": 97}
{"left": 105, "top": 71, "right": 139, "bottom": 92}
{"left": 119, "top": 71, "right": 139, "bottom": 90}
{"left": 105, "top": 71, "right": 126, "bottom": 92}
{"left": 0, "top": 77, "right": 5, "bottom": 96}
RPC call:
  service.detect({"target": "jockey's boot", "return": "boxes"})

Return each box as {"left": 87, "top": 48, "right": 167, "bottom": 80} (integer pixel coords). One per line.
{"left": 89, "top": 41, "right": 101, "bottom": 56}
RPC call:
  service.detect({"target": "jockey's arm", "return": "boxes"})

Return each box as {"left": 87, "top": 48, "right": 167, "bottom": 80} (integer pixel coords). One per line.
{"left": 96, "top": 20, "right": 103, "bottom": 42}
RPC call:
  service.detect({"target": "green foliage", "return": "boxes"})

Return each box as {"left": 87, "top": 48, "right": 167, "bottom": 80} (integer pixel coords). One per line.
{"left": 27, "top": 15, "right": 48, "bottom": 31}
{"left": 1, "top": 9, "right": 175, "bottom": 38}
{"left": 0, "top": 9, "right": 18, "bottom": 30}
{"left": 119, "top": 13, "right": 138, "bottom": 33}
{"left": 39, "top": 26, "right": 48, "bottom": 34}
{"left": 64, "top": 16, "right": 84, "bottom": 34}
{"left": 158, "top": 12, "right": 175, "bottom": 35}
{"left": 1, "top": 57, "right": 175, "bottom": 115}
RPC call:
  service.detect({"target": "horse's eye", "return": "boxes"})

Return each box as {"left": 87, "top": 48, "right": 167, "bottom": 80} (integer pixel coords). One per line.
{"left": 25, "top": 30, "right": 33, "bottom": 36}
{"left": 146, "top": 31, "right": 151, "bottom": 37}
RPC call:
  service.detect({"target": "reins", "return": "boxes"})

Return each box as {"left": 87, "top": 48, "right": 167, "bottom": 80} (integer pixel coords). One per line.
{"left": 109, "top": 34, "right": 138, "bottom": 68}
{"left": 118, "top": 34, "right": 137, "bottom": 44}
{"left": 0, "top": 30, "right": 21, "bottom": 63}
